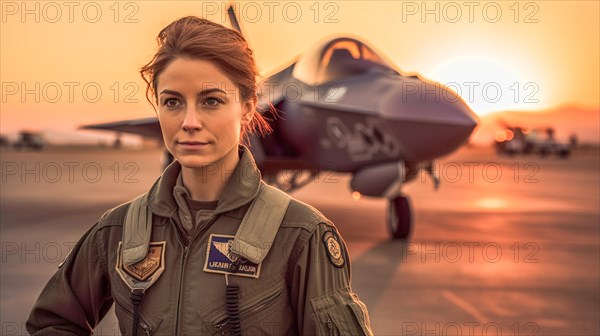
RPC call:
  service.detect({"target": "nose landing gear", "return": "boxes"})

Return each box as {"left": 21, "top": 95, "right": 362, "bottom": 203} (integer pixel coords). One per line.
{"left": 387, "top": 195, "right": 412, "bottom": 239}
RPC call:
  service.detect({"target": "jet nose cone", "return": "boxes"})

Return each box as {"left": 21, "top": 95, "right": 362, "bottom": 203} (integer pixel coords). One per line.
{"left": 381, "top": 77, "right": 479, "bottom": 160}
{"left": 383, "top": 78, "right": 478, "bottom": 127}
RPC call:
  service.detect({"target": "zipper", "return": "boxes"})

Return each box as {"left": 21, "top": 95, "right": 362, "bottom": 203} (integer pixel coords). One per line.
{"left": 243, "top": 286, "right": 284, "bottom": 316}
{"left": 174, "top": 244, "right": 188, "bottom": 335}
{"left": 213, "top": 285, "right": 285, "bottom": 333}
{"left": 215, "top": 319, "right": 229, "bottom": 335}
{"left": 172, "top": 215, "right": 217, "bottom": 335}
{"left": 326, "top": 314, "right": 338, "bottom": 336}
{"left": 140, "top": 321, "right": 150, "bottom": 336}
{"left": 171, "top": 215, "right": 188, "bottom": 336}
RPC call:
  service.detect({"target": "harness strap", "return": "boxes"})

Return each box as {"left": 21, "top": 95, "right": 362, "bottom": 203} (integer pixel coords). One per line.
{"left": 122, "top": 194, "right": 153, "bottom": 266}
{"left": 230, "top": 183, "right": 291, "bottom": 264}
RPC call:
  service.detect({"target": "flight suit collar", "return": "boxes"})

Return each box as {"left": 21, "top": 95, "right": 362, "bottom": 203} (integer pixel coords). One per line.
{"left": 148, "top": 144, "right": 262, "bottom": 219}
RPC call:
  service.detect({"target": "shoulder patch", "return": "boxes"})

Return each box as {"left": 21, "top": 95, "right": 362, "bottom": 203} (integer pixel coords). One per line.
{"left": 123, "top": 242, "right": 165, "bottom": 281}
{"left": 322, "top": 230, "right": 345, "bottom": 268}
{"left": 116, "top": 241, "right": 166, "bottom": 289}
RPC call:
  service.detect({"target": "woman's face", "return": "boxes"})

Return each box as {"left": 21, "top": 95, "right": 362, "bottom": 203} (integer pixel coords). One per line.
{"left": 156, "top": 58, "right": 254, "bottom": 169}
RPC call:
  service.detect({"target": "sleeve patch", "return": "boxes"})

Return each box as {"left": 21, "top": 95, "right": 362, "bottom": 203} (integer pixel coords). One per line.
{"left": 322, "top": 230, "right": 345, "bottom": 268}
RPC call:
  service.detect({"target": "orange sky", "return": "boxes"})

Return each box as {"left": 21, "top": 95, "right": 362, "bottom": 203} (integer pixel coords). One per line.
{"left": 1, "top": 0, "right": 599, "bottom": 134}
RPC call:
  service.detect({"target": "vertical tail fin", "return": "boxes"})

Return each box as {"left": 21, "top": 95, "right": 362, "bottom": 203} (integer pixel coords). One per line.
{"left": 227, "top": 4, "right": 242, "bottom": 35}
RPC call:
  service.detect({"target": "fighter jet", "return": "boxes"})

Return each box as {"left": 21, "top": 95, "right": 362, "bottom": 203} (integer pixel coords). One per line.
{"left": 82, "top": 6, "right": 478, "bottom": 239}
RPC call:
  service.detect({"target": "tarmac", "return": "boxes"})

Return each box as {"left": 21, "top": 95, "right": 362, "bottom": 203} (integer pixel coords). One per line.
{"left": 1, "top": 145, "right": 598, "bottom": 335}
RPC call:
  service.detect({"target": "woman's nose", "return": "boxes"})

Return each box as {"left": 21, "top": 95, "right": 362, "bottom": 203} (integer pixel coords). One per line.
{"left": 181, "top": 107, "right": 202, "bottom": 132}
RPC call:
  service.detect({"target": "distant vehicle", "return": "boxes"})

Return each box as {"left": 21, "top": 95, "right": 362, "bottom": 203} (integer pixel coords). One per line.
{"left": 0, "top": 135, "right": 9, "bottom": 147}
{"left": 495, "top": 123, "right": 571, "bottom": 158}
{"left": 14, "top": 131, "right": 45, "bottom": 151}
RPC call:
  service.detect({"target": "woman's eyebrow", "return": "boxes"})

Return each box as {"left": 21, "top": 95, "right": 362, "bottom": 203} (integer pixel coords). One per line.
{"left": 158, "top": 88, "right": 227, "bottom": 96}
{"left": 197, "top": 88, "right": 228, "bottom": 96}
{"left": 158, "top": 89, "right": 182, "bottom": 99}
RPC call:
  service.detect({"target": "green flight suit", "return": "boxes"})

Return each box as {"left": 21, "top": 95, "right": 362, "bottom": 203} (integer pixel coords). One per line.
{"left": 27, "top": 145, "right": 373, "bottom": 335}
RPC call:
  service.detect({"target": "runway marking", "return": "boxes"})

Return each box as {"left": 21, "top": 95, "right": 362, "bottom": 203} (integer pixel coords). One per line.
{"left": 441, "top": 290, "right": 489, "bottom": 324}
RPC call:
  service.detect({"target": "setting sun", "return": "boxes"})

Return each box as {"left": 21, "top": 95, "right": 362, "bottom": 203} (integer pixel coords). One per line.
{"left": 428, "top": 56, "right": 538, "bottom": 116}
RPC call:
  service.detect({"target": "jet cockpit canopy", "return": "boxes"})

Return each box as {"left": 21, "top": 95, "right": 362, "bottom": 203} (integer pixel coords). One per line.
{"left": 292, "top": 37, "right": 396, "bottom": 84}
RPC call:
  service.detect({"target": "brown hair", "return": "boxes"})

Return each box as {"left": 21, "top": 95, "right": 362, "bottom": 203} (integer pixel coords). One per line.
{"left": 140, "top": 16, "right": 271, "bottom": 142}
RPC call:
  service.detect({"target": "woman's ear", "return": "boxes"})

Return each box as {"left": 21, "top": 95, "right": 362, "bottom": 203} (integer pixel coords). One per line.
{"left": 241, "top": 99, "right": 256, "bottom": 126}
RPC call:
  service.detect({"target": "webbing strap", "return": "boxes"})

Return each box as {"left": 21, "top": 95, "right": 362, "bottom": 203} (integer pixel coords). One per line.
{"left": 123, "top": 184, "right": 291, "bottom": 266}
{"left": 122, "top": 194, "right": 152, "bottom": 266}
{"left": 230, "top": 184, "right": 291, "bottom": 264}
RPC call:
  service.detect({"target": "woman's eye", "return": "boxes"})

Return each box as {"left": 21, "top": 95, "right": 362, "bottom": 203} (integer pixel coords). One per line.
{"left": 204, "top": 97, "right": 223, "bottom": 107}
{"left": 163, "top": 98, "right": 181, "bottom": 108}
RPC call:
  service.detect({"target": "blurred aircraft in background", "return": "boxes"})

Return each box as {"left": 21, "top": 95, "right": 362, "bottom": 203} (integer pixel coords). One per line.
{"left": 494, "top": 120, "right": 572, "bottom": 158}
{"left": 12, "top": 131, "right": 45, "bottom": 151}
{"left": 81, "top": 5, "right": 478, "bottom": 239}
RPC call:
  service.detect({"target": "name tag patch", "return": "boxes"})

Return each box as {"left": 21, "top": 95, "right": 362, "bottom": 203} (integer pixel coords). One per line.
{"left": 204, "top": 234, "right": 261, "bottom": 278}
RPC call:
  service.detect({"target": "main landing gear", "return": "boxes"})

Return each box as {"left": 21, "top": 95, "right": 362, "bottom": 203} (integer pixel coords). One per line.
{"left": 387, "top": 195, "right": 412, "bottom": 239}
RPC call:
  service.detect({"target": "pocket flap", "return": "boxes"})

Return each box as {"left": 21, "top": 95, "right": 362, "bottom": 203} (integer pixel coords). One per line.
{"left": 311, "top": 287, "right": 373, "bottom": 336}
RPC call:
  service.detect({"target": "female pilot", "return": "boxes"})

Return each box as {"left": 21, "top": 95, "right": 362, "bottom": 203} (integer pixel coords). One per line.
{"left": 27, "top": 16, "right": 373, "bottom": 336}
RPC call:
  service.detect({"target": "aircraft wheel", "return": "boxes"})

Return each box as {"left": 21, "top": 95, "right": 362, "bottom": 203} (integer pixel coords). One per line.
{"left": 387, "top": 195, "right": 412, "bottom": 240}
{"left": 558, "top": 149, "right": 570, "bottom": 159}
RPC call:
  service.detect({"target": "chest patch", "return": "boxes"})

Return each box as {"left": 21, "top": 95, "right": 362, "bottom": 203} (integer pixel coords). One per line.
{"left": 204, "top": 234, "right": 261, "bottom": 278}
{"left": 116, "top": 241, "right": 166, "bottom": 290}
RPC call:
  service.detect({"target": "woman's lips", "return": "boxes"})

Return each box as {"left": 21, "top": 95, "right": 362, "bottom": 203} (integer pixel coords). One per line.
{"left": 176, "top": 141, "right": 211, "bottom": 150}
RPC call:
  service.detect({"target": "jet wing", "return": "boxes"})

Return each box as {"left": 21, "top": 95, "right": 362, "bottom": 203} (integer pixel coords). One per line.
{"left": 80, "top": 117, "right": 162, "bottom": 139}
